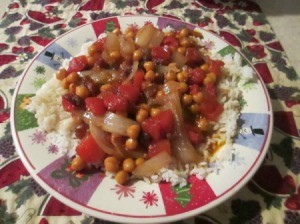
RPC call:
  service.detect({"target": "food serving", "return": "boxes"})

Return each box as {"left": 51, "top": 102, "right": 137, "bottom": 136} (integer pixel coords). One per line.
{"left": 27, "top": 23, "right": 253, "bottom": 186}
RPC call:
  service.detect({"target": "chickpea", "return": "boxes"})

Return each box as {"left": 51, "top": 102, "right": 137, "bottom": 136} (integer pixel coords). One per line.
{"left": 56, "top": 68, "right": 67, "bottom": 80}
{"left": 126, "top": 124, "right": 141, "bottom": 139}
{"left": 110, "top": 50, "right": 121, "bottom": 59}
{"left": 61, "top": 78, "right": 70, "bottom": 89}
{"left": 206, "top": 72, "right": 217, "bottom": 83}
{"left": 67, "top": 72, "right": 80, "bottom": 84}
{"left": 179, "top": 82, "right": 188, "bottom": 93}
{"left": 104, "top": 156, "right": 119, "bottom": 173}
{"left": 87, "top": 55, "right": 97, "bottom": 67}
{"left": 150, "top": 108, "right": 161, "bottom": 117}
{"left": 115, "top": 170, "right": 129, "bottom": 185}
{"left": 177, "top": 70, "right": 188, "bottom": 82}
{"left": 197, "top": 117, "right": 210, "bottom": 132}
{"left": 201, "top": 63, "right": 209, "bottom": 72}
{"left": 143, "top": 61, "right": 154, "bottom": 71}
{"left": 156, "top": 90, "right": 165, "bottom": 98}
{"left": 193, "top": 92, "right": 204, "bottom": 103}
{"left": 125, "top": 31, "right": 134, "bottom": 39}
{"left": 100, "top": 83, "right": 112, "bottom": 93}
{"left": 179, "top": 28, "right": 189, "bottom": 37}
{"left": 71, "top": 156, "right": 86, "bottom": 171}
{"left": 182, "top": 94, "right": 193, "bottom": 105}
{"left": 177, "top": 47, "right": 186, "bottom": 55}
{"left": 192, "top": 30, "right": 202, "bottom": 38}
{"left": 68, "top": 83, "right": 77, "bottom": 94}
{"left": 166, "top": 31, "right": 175, "bottom": 37}
{"left": 190, "top": 104, "right": 201, "bottom": 114}
{"left": 125, "top": 138, "right": 138, "bottom": 150}
{"left": 133, "top": 49, "right": 143, "bottom": 61}
{"left": 145, "top": 70, "right": 156, "bottom": 82}
{"left": 135, "top": 157, "right": 145, "bottom": 166}
{"left": 88, "top": 44, "right": 98, "bottom": 56}
{"left": 136, "top": 109, "right": 148, "bottom": 122}
{"left": 139, "top": 103, "right": 150, "bottom": 111}
{"left": 203, "top": 75, "right": 215, "bottom": 85}
{"left": 112, "top": 28, "right": 121, "bottom": 35}
{"left": 180, "top": 37, "right": 190, "bottom": 47}
{"left": 122, "top": 158, "right": 136, "bottom": 173}
{"left": 166, "top": 71, "right": 177, "bottom": 81}
{"left": 76, "top": 85, "right": 89, "bottom": 98}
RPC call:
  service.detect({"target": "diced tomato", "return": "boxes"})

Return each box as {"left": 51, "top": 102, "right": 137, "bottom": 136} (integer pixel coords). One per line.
{"left": 142, "top": 110, "right": 175, "bottom": 141}
{"left": 133, "top": 70, "right": 145, "bottom": 89}
{"left": 189, "top": 84, "right": 199, "bottom": 95}
{"left": 85, "top": 97, "right": 106, "bottom": 116}
{"left": 185, "top": 124, "right": 203, "bottom": 146}
{"left": 201, "top": 97, "right": 224, "bottom": 121}
{"left": 162, "top": 36, "right": 178, "bottom": 48}
{"left": 151, "top": 46, "right": 171, "bottom": 63}
{"left": 118, "top": 83, "right": 140, "bottom": 104}
{"left": 148, "top": 139, "right": 172, "bottom": 158}
{"left": 76, "top": 134, "right": 106, "bottom": 163}
{"left": 209, "top": 60, "right": 224, "bottom": 75}
{"left": 205, "top": 83, "right": 216, "bottom": 96}
{"left": 185, "top": 47, "right": 203, "bottom": 67}
{"left": 67, "top": 55, "right": 88, "bottom": 74}
{"left": 189, "top": 67, "right": 205, "bottom": 84}
{"left": 103, "top": 93, "right": 128, "bottom": 111}
{"left": 62, "top": 96, "right": 76, "bottom": 112}
{"left": 61, "top": 94, "right": 83, "bottom": 112}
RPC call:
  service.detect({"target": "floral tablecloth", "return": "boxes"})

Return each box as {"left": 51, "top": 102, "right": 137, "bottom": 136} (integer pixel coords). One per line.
{"left": 1, "top": 0, "right": 300, "bottom": 223}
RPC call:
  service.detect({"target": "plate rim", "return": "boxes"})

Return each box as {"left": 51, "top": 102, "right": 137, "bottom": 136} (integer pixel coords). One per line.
{"left": 10, "top": 14, "right": 274, "bottom": 223}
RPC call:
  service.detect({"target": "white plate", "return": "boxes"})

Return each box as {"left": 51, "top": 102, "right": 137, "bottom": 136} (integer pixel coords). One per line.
{"left": 11, "top": 15, "right": 273, "bottom": 223}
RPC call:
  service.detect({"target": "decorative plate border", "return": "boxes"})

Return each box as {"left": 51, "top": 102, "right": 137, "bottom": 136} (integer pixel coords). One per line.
{"left": 11, "top": 15, "right": 273, "bottom": 223}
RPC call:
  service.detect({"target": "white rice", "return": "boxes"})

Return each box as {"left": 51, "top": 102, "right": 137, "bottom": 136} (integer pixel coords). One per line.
{"left": 27, "top": 37, "right": 254, "bottom": 186}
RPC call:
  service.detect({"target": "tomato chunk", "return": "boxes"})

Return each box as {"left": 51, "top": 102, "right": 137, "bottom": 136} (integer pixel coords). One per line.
{"left": 185, "top": 124, "right": 203, "bottom": 146}
{"left": 162, "top": 36, "right": 178, "bottom": 48}
{"left": 189, "top": 67, "right": 205, "bottom": 84}
{"left": 103, "top": 93, "right": 128, "bottom": 111}
{"left": 142, "top": 110, "right": 175, "bottom": 141}
{"left": 76, "top": 134, "right": 106, "bottom": 163}
{"left": 133, "top": 70, "right": 145, "bottom": 89}
{"left": 209, "top": 60, "right": 224, "bottom": 75}
{"left": 185, "top": 47, "right": 203, "bottom": 67}
{"left": 201, "top": 97, "right": 224, "bottom": 121}
{"left": 151, "top": 46, "right": 171, "bottom": 63}
{"left": 67, "top": 55, "right": 88, "bottom": 74}
{"left": 118, "top": 84, "right": 140, "bottom": 104}
{"left": 85, "top": 97, "right": 106, "bottom": 116}
{"left": 93, "top": 38, "right": 106, "bottom": 52}
{"left": 148, "top": 139, "right": 172, "bottom": 158}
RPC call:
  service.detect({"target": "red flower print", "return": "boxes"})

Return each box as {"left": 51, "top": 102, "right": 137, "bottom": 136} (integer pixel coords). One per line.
{"left": 140, "top": 190, "right": 158, "bottom": 208}
{"left": 111, "top": 184, "right": 136, "bottom": 200}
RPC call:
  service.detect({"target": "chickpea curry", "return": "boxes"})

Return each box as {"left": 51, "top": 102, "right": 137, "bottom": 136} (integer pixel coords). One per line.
{"left": 56, "top": 24, "right": 225, "bottom": 185}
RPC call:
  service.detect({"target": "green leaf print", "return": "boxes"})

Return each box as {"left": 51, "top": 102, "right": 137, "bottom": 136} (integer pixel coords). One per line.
{"left": 0, "top": 200, "right": 17, "bottom": 224}
{"left": 218, "top": 45, "right": 236, "bottom": 56}
{"left": 172, "top": 184, "right": 191, "bottom": 207}
{"left": 15, "top": 94, "right": 38, "bottom": 131}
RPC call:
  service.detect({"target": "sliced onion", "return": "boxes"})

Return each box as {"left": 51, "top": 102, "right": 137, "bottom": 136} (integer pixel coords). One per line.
{"left": 102, "top": 112, "right": 138, "bottom": 136}
{"left": 111, "top": 133, "right": 145, "bottom": 159}
{"left": 163, "top": 80, "right": 181, "bottom": 94}
{"left": 163, "top": 89, "right": 200, "bottom": 164}
{"left": 80, "top": 69, "right": 122, "bottom": 84}
{"left": 149, "top": 29, "right": 165, "bottom": 48}
{"left": 135, "top": 24, "right": 156, "bottom": 48}
{"left": 133, "top": 151, "right": 172, "bottom": 177}
{"left": 89, "top": 123, "right": 116, "bottom": 155}
{"left": 156, "top": 65, "right": 169, "bottom": 74}
{"left": 120, "top": 36, "right": 135, "bottom": 57}
{"left": 171, "top": 52, "right": 187, "bottom": 68}
{"left": 105, "top": 33, "right": 120, "bottom": 52}
{"left": 123, "top": 60, "right": 138, "bottom": 83}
